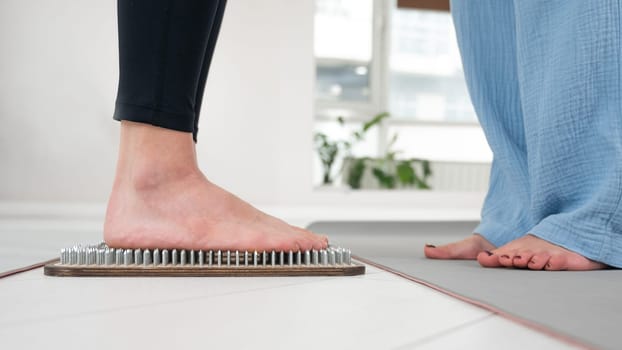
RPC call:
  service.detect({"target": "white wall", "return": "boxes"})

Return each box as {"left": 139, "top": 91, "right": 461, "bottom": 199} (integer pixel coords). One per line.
{"left": 0, "top": 0, "right": 485, "bottom": 218}
{"left": 0, "top": 0, "right": 119, "bottom": 203}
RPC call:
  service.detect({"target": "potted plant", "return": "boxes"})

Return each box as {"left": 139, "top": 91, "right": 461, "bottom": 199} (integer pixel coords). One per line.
{"left": 314, "top": 113, "right": 432, "bottom": 190}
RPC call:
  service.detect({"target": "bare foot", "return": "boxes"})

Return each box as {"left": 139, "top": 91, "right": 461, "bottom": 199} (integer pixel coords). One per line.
{"left": 477, "top": 234, "right": 607, "bottom": 271}
{"left": 104, "top": 122, "right": 328, "bottom": 252}
{"left": 424, "top": 234, "right": 495, "bottom": 260}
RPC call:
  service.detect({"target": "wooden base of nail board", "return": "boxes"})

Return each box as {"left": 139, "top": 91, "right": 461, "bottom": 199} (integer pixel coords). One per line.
{"left": 44, "top": 260, "right": 365, "bottom": 277}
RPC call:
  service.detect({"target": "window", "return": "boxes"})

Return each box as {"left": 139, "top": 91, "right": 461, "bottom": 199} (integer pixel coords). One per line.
{"left": 315, "top": 0, "right": 373, "bottom": 103}
{"left": 388, "top": 8, "right": 474, "bottom": 122}
{"left": 313, "top": 0, "right": 492, "bottom": 187}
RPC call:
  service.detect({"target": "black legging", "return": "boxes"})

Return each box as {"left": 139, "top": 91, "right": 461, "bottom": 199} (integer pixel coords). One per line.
{"left": 113, "top": 0, "right": 227, "bottom": 142}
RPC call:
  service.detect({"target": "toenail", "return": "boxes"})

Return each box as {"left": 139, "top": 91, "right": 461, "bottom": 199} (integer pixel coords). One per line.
{"left": 425, "top": 244, "right": 436, "bottom": 248}
{"left": 485, "top": 250, "right": 493, "bottom": 256}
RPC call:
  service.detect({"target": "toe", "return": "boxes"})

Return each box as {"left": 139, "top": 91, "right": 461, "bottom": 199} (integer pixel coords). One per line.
{"left": 296, "top": 236, "right": 315, "bottom": 251}
{"left": 307, "top": 232, "right": 328, "bottom": 250}
{"left": 512, "top": 250, "right": 534, "bottom": 269}
{"left": 320, "top": 234, "right": 330, "bottom": 245}
{"left": 527, "top": 253, "right": 550, "bottom": 270}
{"left": 424, "top": 244, "right": 466, "bottom": 259}
{"left": 310, "top": 238, "right": 325, "bottom": 250}
{"left": 544, "top": 255, "right": 568, "bottom": 271}
{"left": 314, "top": 234, "right": 330, "bottom": 249}
{"left": 424, "top": 235, "right": 492, "bottom": 260}
{"left": 424, "top": 245, "right": 445, "bottom": 259}
{"left": 498, "top": 250, "right": 518, "bottom": 268}
{"left": 477, "top": 250, "right": 503, "bottom": 267}
{"left": 424, "top": 244, "right": 452, "bottom": 259}
{"left": 289, "top": 226, "right": 325, "bottom": 250}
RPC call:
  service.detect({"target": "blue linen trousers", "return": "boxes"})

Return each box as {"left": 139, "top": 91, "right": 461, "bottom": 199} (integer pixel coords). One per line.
{"left": 451, "top": 0, "right": 622, "bottom": 267}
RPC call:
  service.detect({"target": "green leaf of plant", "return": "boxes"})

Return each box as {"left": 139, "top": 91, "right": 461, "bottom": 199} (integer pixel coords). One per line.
{"left": 372, "top": 167, "right": 396, "bottom": 189}
{"left": 347, "top": 158, "right": 366, "bottom": 189}
{"left": 389, "top": 132, "right": 398, "bottom": 144}
{"left": 313, "top": 132, "right": 326, "bottom": 142}
{"left": 422, "top": 160, "right": 432, "bottom": 177}
{"left": 396, "top": 161, "right": 415, "bottom": 186}
{"left": 416, "top": 178, "right": 431, "bottom": 189}
{"left": 363, "top": 112, "right": 389, "bottom": 132}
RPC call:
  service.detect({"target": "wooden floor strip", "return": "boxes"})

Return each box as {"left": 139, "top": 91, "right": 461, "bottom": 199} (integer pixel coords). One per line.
{"left": 0, "top": 258, "right": 58, "bottom": 279}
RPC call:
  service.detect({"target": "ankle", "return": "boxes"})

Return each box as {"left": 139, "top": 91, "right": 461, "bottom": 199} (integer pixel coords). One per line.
{"left": 128, "top": 162, "right": 201, "bottom": 192}
{"left": 113, "top": 121, "right": 201, "bottom": 191}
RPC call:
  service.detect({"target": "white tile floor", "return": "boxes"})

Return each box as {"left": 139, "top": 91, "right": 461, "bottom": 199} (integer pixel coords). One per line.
{"left": 0, "top": 219, "right": 579, "bottom": 350}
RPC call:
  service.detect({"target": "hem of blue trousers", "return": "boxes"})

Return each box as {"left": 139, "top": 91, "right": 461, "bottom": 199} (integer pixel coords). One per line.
{"left": 529, "top": 217, "right": 622, "bottom": 268}
{"left": 474, "top": 216, "right": 532, "bottom": 248}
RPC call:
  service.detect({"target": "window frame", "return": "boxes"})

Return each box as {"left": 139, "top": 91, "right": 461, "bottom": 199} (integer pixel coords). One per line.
{"left": 314, "top": 0, "right": 483, "bottom": 159}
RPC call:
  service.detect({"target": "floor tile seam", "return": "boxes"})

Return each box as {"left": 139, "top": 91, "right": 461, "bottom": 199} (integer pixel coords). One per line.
{"left": 1, "top": 267, "right": 421, "bottom": 329}
{"left": 390, "top": 313, "right": 495, "bottom": 350}
{"left": 0, "top": 275, "right": 339, "bottom": 328}
{"left": 354, "top": 255, "right": 595, "bottom": 350}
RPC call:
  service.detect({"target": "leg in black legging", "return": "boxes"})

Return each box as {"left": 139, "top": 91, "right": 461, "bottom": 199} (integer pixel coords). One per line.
{"left": 105, "top": 0, "right": 328, "bottom": 252}
{"left": 192, "top": 0, "right": 226, "bottom": 141}
{"left": 113, "top": 0, "right": 226, "bottom": 142}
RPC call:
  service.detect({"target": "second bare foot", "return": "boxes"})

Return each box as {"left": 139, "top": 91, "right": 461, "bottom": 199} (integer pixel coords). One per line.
{"left": 477, "top": 234, "right": 607, "bottom": 271}
{"left": 424, "top": 234, "right": 496, "bottom": 260}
